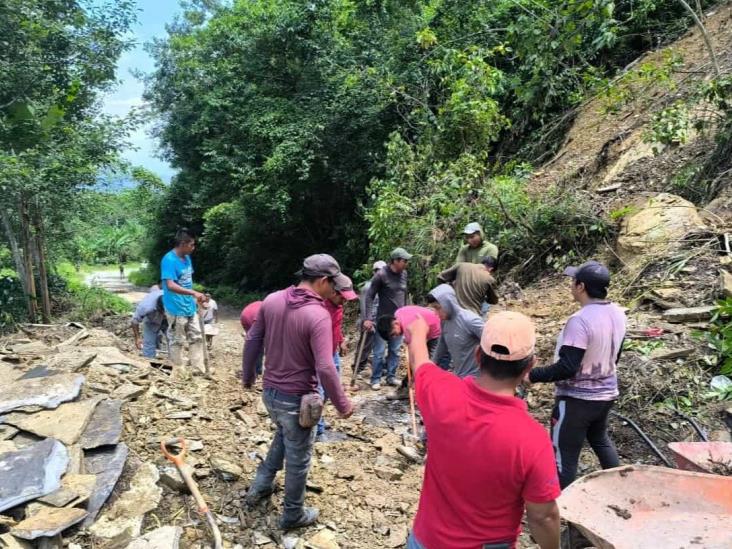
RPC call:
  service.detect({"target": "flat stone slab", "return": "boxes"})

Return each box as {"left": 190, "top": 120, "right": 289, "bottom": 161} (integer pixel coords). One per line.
{"left": 44, "top": 349, "right": 98, "bottom": 372}
{"left": 38, "top": 474, "right": 97, "bottom": 507}
{"left": 0, "top": 438, "right": 68, "bottom": 512}
{"left": 0, "top": 362, "right": 22, "bottom": 383}
{"left": 1, "top": 397, "right": 102, "bottom": 445}
{"left": 111, "top": 383, "right": 146, "bottom": 401}
{"left": 127, "top": 526, "right": 182, "bottom": 549}
{"left": 662, "top": 306, "right": 716, "bottom": 323}
{"left": 10, "top": 506, "right": 87, "bottom": 540}
{"left": 8, "top": 341, "right": 51, "bottom": 357}
{"left": 81, "top": 399, "right": 123, "bottom": 449}
{"left": 0, "top": 373, "right": 84, "bottom": 414}
{"left": 89, "top": 461, "right": 162, "bottom": 539}
{"left": 0, "top": 533, "right": 32, "bottom": 548}
{"left": 92, "top": 347, "right": 148, "bottom": 369}
{"left": 82, "top": 443, "right": 129, "bottom": 526}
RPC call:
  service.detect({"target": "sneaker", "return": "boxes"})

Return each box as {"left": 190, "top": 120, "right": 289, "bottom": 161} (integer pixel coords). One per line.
{"left": 279, "top": 506, "right": 319, "bottom": 530}
{"left": 371, "top": 382, "right": 381, "bottom": 391}
{"left": 387, "top": 378, "right": 400, "bottom": 387}
{"left": 243, "top": 486, "right": 273, "bottom": 507}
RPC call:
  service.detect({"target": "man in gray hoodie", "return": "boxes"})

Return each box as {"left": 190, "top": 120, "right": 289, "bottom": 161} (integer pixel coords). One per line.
{"left": 427, "top": 284, "right": 484, "bottom": 378}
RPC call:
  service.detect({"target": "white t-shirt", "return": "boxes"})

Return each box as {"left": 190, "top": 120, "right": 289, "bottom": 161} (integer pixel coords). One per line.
{"left": 202, "top": 299, "right": 218, "bottom": 323}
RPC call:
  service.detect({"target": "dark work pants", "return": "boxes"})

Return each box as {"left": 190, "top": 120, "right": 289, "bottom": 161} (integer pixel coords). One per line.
{"left": 551, "top": 396, "right": 620, "bottom": 489}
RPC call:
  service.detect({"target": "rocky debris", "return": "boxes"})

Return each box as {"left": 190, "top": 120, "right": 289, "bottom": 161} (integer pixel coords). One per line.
{"left": 89, "top": 461, "right": 162, "bottom": 539}
{"left": 396, "top": 445, "right": 423, "bottom": 464}
{"left": 0, "top": 362, "right": 22, "bottom": 382}
{"left": 0, "top": 425, "right": 18, "bottom": 440}
{"left": 159, "top": 464, "right": 194, "bottom": 493}
{"left": 386, "top": 524, "right": 408, "bottom": 547}
{"left": 306, "top": 528, "right": 339, "bottom": 549}
{"left": 210, "top": 457, "right": 242, "bottom": 481}
{"left": 37, "top": 474, "right": 96, "bottom": 507}
{"left": 662, "top": 306, "right": 716, "bottom": 323}
{"left": 43, "top": 349, "right": 98, "bottom": 372}
{"left": 6, "top": 341, "right": 52, "bottom": 357}
{"left": 617, "top": 193, "right": 707, "bottom": 266}
{"left": 111, "top": 383, "right": 147, "bottom": 401}
{"left": 164, "top": 411, "right": 193, "bottom": 420}
{"left": 1, "top": 397, "right": 102, "bottom": 445}
{"left": 721, "top": 269, "right": 732, "bottom": 298}
{"left": 11, "top": 507, "right": 87, "bottom": 540}
{"left": 0, "top": 373, "right": 84, "bottom": 414}
{"left": 0, "top": 439, "right": 68, "bottom": 512}
{"left": 81, "top": 399, "right": 123, "bottom": 449}
{"left": 126, "top": 526, "right": 182, "bottom": 549}
{"left": 283, "top": 535, "right": 305, "bottom": 549}
{"left": 92, "top": 346, "right": 148, "bottom": 371}
{"left": 0, "top": 533, "right": 32, "bottom": 548}
{"left": 253, "top": 531, "right": 274, "bottom": 545}
{"left": 649, "top": 347, "right": 695, "bottom": 360}
{"left": 82, "top": 443, "right": 129, "bottom": 526}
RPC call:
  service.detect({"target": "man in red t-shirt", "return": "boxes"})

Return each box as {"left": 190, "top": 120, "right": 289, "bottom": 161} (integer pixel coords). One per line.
{"left": 376, "top": 305, "right": 441, "bottom": 400}
{"left": 404, "top": 312, "right": 561, "bottom": 549}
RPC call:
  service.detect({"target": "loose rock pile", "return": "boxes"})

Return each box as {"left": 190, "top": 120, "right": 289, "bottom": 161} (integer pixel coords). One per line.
{"left": 0, "top": 324, "right": 178, "bottom": 548}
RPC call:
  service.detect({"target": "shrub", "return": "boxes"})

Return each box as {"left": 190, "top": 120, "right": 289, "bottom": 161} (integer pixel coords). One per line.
{"left": 128, "top": 264, "right": 159, "bottom": 288}
{"left": 0, "top": 274, "right": 27, "bottom": 332}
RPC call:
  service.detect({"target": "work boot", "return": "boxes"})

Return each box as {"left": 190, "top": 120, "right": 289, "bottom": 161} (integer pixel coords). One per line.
{"left": 371, "top": 382, "right": 381, "bottom": 391}
{"left": 387, "top": 385, "right": 409, "bottom": 400}
{"left": 279, "top": 506, "right": 319, "bottom": 530}
{"left": 386, "top": 378, "right": 400, "bottom": 387}
{"left": 243, "top": 485, "right": 274, "bottom": 507}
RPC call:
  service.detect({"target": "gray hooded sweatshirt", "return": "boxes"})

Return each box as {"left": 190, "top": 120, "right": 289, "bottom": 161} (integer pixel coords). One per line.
{"left": 429, "top": 284, "right": 484, "bottom": 378}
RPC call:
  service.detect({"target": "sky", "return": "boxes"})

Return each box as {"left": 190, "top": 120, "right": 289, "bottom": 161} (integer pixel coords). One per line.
{"left": 101, "top": 0, "right": 183, "bottom": 183}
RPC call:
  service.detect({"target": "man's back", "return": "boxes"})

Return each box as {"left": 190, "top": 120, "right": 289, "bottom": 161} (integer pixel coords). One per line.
{"left": 414, "top": 364, "right": 559, "bottom": 548}
{"left": 370, "top": 266, "right": 407, "bottom": 317}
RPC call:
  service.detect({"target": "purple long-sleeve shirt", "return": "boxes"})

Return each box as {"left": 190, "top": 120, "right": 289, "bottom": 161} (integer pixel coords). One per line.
{"left": 242, "top": 285, "right": 351, "bottom": 414}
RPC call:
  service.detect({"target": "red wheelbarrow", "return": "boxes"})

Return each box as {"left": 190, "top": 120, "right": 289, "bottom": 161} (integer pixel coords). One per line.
{"left": 558, "top": 465, "right": 732, "bottom": 549}
{"left": 668, "top": 441, "right": 732, "bottom": 474}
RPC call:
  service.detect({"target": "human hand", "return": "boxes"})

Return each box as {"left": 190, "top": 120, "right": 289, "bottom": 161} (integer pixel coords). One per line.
{"left": 193, "top": 291, "right": 206, "bottom": 303}
{"left": 362, "top": 320, "right": 374, "bottom": 332}
{"left": 338, "top": 402, "right": 356, "bottom": 419}
{"left": 406, "top": 314, "right": 429, "bottom": 342}
{"left": 135, "top": 338, "right": 142, "bottom": 351}
{"left": 339, "top": 341, "right": 348, "bottom": 355}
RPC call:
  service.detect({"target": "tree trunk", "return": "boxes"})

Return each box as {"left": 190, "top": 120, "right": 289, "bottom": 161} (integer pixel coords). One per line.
{"left": 0, "top": 209, "right": 28, "bottom": 295}
{"left": 32, "top": 205, "right": 51, "bottom": 321}
{"left": 19, "top": 198, "right": 38, "bottom": 321}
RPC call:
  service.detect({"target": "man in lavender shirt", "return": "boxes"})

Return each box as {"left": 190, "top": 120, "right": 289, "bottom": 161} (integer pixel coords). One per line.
{"left": 526, "top": 261, "right": 625, "bottom": 488}
{"left": 242, "top": 254, "right": 354, "bottom": 529}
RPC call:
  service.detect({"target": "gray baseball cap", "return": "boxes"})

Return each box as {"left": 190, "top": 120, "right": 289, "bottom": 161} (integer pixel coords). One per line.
{"left": 463, "top": 222, "right": 482, "bottom": 235}
{"left": 390, "top": 247, "right": 413, "bottom": 261}
{"left": 298, "top": 254, "right": 341, "bottom": 277}
{"left": 372, "top": 260, "right": 387, "bottom": 270}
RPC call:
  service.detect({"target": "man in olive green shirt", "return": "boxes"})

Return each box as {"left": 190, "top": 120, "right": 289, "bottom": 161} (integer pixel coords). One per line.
{"left": 456, "top": 222, "right": 498, "bottom": 264}
{"left": 437, "top": 257, "right": 498, "bottom": 316}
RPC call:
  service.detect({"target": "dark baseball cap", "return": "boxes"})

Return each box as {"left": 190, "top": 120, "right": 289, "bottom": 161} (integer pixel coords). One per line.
{"left": 390, "top": 247, "right": 413, "bottom": 260}
{"left": 298, "top": 254, "right": 341, "bottom": 278}
{"left": 563, "top": 261, "right": 610, "bottom": 291}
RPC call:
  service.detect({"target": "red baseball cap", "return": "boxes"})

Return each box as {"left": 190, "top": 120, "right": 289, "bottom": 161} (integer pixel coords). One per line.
{"left": 333, "top": 274, "right": 358, "bottom": 301}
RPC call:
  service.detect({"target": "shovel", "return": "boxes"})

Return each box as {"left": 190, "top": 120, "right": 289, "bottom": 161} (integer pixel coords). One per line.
{"left": 350, "top": 329, "right": 367, "bottom": 389}
{"left": 161, "top": 437, "right": 223, "bottom": 549}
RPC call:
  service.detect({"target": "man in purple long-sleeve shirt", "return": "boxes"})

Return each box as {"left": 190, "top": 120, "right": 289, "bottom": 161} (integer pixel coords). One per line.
{"left": 243, "top": 254, "right": 354, "bottom": 530}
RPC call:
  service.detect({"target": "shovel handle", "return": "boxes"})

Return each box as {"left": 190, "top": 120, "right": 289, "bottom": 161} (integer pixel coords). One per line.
{"left": 160, "top": 437, "right": 187, "bottom": 467}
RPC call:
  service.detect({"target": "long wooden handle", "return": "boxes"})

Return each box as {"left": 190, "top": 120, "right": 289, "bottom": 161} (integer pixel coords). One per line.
{"left": 350, "top": 330, "right": 367, "bottom": 387}
{"left": 406, "top": 361, "right": 418, "bottom": 438}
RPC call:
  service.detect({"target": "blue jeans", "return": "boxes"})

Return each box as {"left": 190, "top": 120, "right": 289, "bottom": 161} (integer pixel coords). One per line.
{"left": 317, "top": 352, "right": 340, "bottom": 435}
{"left": 371, "top": 333, "right": 403, "bottom": 384}
{"left": 141, "top": 320, "right": 162, "bottom": 358}
{"left": 407, "top": 532, "right": 425, "bottom": 549}
{"left": 248, "top": 388, "right": 316, "bottom": 521}
{"left": 254, "top": 351, "right": 264, "bottom": 376}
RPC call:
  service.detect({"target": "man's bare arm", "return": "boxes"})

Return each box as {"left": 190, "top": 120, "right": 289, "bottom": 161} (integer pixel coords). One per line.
{"left": 526, "top": 500, "right": 560, "bottom": 549}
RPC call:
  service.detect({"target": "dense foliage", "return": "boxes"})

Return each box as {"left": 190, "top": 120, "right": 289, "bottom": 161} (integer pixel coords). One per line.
{"left": 143, "top": 0, "right": 718, "bottom": 292}
{"left": 0, "top": 0, "right": 136, "bottom": 322}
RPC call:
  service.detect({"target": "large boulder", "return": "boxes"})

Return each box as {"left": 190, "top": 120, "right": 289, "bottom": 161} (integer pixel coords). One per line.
{"left": 617, "top": 193, "right": 706, "bottom": 265}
